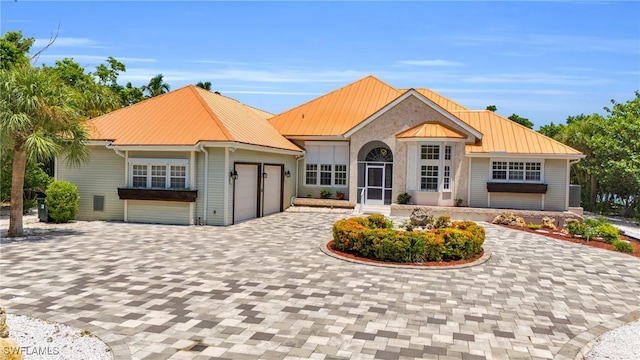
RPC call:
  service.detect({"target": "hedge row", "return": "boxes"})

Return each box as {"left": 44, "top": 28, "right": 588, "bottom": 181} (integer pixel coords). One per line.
{"left": 332, "top": 215, "right": 485, "bottom": 263}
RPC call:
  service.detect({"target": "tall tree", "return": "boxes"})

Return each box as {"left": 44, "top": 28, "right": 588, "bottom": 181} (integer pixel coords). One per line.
{"left": 507, "top": 113, "right": 534, "bottom": 129}
{"left": 485, "top": 105, "right": 497, "bottom": 112}
{"left": 142, "top": 74, "right": 170, "bottom": 97}
{"left": 0, "top": 31, "right": 35, "bottom": 69}
{"left": 119, "top": 82, "right": 145, "bottom": 106}
{"left": 196, "top": 81, "right": 212, "bottom": 90}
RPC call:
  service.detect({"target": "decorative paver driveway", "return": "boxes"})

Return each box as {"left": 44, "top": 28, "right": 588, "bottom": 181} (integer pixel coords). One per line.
{"left": 1, "top": 212, "right": 639, "bottom": 360}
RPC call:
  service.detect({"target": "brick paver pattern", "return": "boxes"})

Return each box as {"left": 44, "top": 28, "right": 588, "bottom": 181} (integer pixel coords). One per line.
{"left": 1, "top": 212, "right": 639, "bottom": 360}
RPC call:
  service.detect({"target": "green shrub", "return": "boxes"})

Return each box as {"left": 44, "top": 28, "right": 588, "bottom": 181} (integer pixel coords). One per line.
{"left": 594, "top": 224, "right": 620, "bottom": 243}
{"left": 454, "top": 198, "right": 464, "bottom": 207}
{"left": 527, "top": 223, "right": 542, "bottom": 230}
{"left": 45, "top": 181, "right": 79, "bottom": 223}
{"left": 434, "top": 215, "right": 451, "bottom": 229}
{"left": 397, "top": 192, "right": 412, "bottom": 205}
{"left": 565, "top": 221, "right": 586, "bottom": 237}
{"left": 320, "top": 189, "right": 332, "bottom": 199}
{"left": 331, "top": 215, "right": 484, "bottom": 263}
{"left": 612, "top": 240, "right": 633, "bottom": 253}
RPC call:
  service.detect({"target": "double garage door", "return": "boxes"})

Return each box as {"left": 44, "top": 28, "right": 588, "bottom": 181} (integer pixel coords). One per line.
{"left": 234, "top": 163, "right": 283, "bottom": 223}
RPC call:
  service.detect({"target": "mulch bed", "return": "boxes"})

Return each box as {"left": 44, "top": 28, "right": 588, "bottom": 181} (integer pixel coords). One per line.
{"left": 326, "top": 240, "right": 484, "bottom": 267}
{"left": 496, "top": 224, "right": 640, "bottom": 258}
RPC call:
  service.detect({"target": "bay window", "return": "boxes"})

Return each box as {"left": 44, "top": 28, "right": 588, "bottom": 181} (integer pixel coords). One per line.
{"left": 419, "top": 144, "right": 453, "bottom": 192}
{"left": 304, "top": 142, "right": 349, "bottom": 187}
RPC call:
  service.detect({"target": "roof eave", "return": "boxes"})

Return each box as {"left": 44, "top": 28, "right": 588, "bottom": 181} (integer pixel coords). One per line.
{"left": 465, "top": 152, "right": 585, "bottom": 160}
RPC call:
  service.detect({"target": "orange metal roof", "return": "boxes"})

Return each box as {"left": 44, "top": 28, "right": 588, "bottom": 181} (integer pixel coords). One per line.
{"left": 453, "top": 110, "right": 582, "bottom": 155}
{"left": 401, "top": 88, "right": 469, "bottom": 112}
{"left": 396, "top": 122, "right": 467, "bottom": 139}
{"left": 88, "top": 86, "right": 301, "bottom": 151}
{"left": 268, "top": 75, "right": 402, "bottom": 136}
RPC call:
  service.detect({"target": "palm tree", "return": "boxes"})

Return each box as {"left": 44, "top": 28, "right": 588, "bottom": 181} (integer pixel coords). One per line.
{"left": 196, "top": 81, "right": 212, "bottom": 91}
{"left": 142, "top": 74, "right": 170, "bottom": 97}
{"left": 0, "top": 65, "right": 115, "bottom": 237}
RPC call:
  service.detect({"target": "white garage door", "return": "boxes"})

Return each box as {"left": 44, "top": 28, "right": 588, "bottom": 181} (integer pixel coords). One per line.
{"left": 234, "top": 164, "right": 259, "bottom": 222}
{"left": 263, "top": 165, "right": 283, "bottom": 216}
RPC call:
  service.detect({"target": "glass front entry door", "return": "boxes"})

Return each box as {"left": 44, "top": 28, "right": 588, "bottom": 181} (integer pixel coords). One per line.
{"left": 365, "top": 165, "right": 384, "bottom": 205}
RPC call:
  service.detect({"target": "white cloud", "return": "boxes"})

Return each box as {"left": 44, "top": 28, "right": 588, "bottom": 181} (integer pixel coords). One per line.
{"left": 461, "top": 73, "right": 613, "bottom": 86}
{"left": 397, "top": 59, "right": 463, "bottom": 67}
{"left": 37, "top": 54, "right": 157, "bottom": 64}
{"left": 34, "top": 36, "right": 102, "bottom": 49}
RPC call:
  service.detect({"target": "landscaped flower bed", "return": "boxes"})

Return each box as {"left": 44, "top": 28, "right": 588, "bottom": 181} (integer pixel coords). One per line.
{"left": 332, "top": 214, "right": 485, "bottom": 263}
{"left": 492, "top": 212, "right": 640, "bottom": 257}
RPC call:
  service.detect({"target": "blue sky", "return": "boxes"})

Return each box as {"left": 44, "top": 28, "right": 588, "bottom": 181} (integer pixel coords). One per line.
{"left": 2, "top": 1, "right": 639, "bottom": 129}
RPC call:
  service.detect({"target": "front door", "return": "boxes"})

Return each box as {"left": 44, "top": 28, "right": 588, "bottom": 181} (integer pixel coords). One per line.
{"left": 365, "top": 164, "right": 384, "bottom": 205}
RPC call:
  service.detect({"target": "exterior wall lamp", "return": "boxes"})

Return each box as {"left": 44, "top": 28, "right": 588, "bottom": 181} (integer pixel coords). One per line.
{"left": 230, "top": 170, "right": 238, "bottom": 181}
{"left": 284, "top": 170, "right": 291, "bottom": 178}
{"left": 262, "top": 172, "right": 268, "bottom": 179}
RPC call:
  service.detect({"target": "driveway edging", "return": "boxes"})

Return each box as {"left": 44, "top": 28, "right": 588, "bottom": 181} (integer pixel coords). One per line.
{"left": 553, "top": 308, "right": 640, "bottom": 360}
{"left": 7, "top": 309, "right": 131, "bottom": 360}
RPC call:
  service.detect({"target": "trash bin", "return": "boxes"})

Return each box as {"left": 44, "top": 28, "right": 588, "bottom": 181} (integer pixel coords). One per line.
{"left": 37, "top": 197, "right": 49, "bottom": 222}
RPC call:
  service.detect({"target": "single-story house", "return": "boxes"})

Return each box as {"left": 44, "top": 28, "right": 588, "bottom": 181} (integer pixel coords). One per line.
{"left": 57, "top": 75, "right": 583, "bottom": 225}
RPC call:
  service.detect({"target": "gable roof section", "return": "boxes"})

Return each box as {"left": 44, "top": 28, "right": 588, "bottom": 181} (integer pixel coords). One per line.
{"left": 88, "top": 86, "right": 301, "bottom": 152}
{"left": 400, "top": 88, "right": 469, "bottom": 112}
{"left": 454, "top": 110, "right": 583, "bottom": 156}
{"left": 268, "top": 75, "right": 401, "bottom": 136}
{"left": 344, "top": 89, "right": 483, "bottom": 140}
{"left": 396, "top": 122, "right": 467, "bottom": 140}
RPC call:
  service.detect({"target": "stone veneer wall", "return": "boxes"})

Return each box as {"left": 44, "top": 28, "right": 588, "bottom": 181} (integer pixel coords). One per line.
{"left": 349, "top": 95, "right": 475, "bottom": 204}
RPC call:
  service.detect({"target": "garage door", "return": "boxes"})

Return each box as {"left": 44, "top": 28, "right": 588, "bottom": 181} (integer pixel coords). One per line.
{"left": 263, "top": 165, "right": 283, "bottom": 216}
{"left": 234, "top": 164, "right": 259, "bottom": 222}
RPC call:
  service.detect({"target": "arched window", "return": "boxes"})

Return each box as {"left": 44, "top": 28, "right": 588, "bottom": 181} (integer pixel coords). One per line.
{"left": 365, "top": 147, "right": 393, "bottom": 162}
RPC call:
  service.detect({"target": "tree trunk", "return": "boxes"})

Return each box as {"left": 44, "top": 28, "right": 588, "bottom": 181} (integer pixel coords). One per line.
{"left": 589, "top": 175, "right": 597, "bottom": 212}
{"left": 8, "top": 145, "right": 27, "bottom": 237}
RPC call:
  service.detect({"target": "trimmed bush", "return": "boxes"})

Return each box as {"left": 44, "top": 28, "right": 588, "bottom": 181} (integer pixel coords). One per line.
{"left": 332, "top": 215, "right": 484, "bottom": 263}
{"left": 613, "top": 240, "right": 633, "bottom": 253}
{"left": 565, "top": 221, "right": 586, "bottom": 237}
{"left": 45, "top": 180, "right": 79, "bottom": 223}
{"left": 594, "top": 224, "right": 620, "bottom": 243}
{"left": 320, "top": 189, "right": 332, "bottom": 199}
{"left": 527, "top": 223, "right": 542, "bottom": 230}
{"left": 397, "top": 192, "right": 412, "bottom": 205}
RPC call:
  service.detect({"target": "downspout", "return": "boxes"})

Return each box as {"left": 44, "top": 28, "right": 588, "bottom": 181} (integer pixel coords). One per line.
{"left": 189, "top": 151, "right": 196, "bottom": 225}
{"left": 291, "top": 155, "right": 305, "bottom": 207}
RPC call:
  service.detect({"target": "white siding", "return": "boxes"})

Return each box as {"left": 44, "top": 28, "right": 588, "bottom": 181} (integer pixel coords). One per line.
{"left": 544, "top": 159, "right": 568, "bottom": 211}
{"left": 127, "top": 151, "right": 190, "bottom": 160}
{"left": 128, "top": 200, "right": 190, "bottom": 225}
{"left": 56, "top": 146, "right": 125, "bottom": 221}
{"left": 490, "top": 193, "right": 542, "bottom": 210}
{"left": 469, "top": 157, "right": 489, "bottom": 207}
{"left": 204, "top": 148, "right": 226, "bottom": 226}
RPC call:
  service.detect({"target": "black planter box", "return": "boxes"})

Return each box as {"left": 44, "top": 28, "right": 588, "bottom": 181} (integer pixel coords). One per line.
{"left": 486, "top": 182, "right": 548, "bottom": 194}
{"left": 118, "top": 188, "right": 197, "bottom": 202}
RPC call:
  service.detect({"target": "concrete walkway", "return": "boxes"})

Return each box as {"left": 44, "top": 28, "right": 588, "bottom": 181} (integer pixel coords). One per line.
{"left": 1, "top": 213, "right": 639, "bottom": 360}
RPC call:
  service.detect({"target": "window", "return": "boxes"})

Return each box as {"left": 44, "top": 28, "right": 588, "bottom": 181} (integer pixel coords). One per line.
{"left": 170, "top": 165, "right": 187, "bottom": 188}
{"left": 444, "top": 145, "right": 452, "bottom": 160}
{"left": 443, "top": 166, "right": 451, "bottom": 190}
{"left": 421, "top": 145, "right": 439, "bottom": 160}
{"left": 491, "top": 160, "right": 542, "bottom": 182}
{"left": 334, "top": 164, "right": 347, "bottom": 186}
{"left": 304, "top": 142, "right": 349, "bottom": 187}
{"left": 151, "top": 165, "right": 166, "bottom": 188}
{"left": 132, "top": 165, "right": 148, "bottom": 187}
{"left": 320, "top": 164, "right": 332, "bottom": 185}
{"left": 128, "top": 159, "right": 189, "bottom": 189}
{"left": 305, "top": 164, "right": 318, "bottom": 185}
{"left": 421, "top": 165, "right": 439, "bottom": 191}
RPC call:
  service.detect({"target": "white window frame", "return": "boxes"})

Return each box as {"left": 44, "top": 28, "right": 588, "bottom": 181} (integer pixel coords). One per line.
{"left": 128, "top": 158, "right": 189, "bottom": 189}
{"left": 490, "top": 159, "right": 544, "bottom": 183}
{"left": 304, "top": 143, "right": 349, "bottom": 188}
{"left": 419, "top": 143, "right": 454, "bottom": 192}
